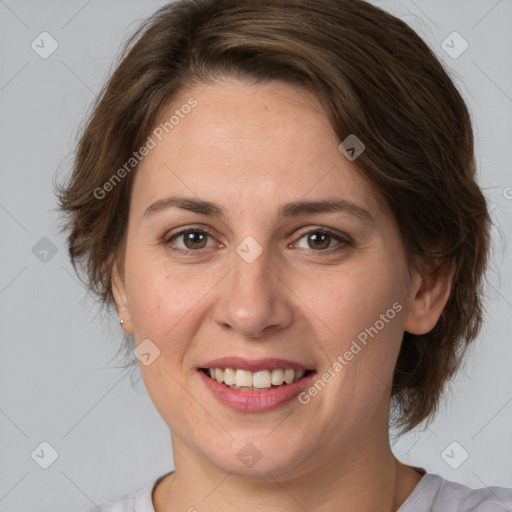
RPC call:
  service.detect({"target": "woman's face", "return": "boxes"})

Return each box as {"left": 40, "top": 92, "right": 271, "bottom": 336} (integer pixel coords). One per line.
{"left": 114, "top": 79, "right": 435, "bottom": 478}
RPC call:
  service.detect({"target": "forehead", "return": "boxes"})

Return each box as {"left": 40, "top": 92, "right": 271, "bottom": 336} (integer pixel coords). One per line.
{"left": 131, "top": 79, "right": 382, "bottom": 219}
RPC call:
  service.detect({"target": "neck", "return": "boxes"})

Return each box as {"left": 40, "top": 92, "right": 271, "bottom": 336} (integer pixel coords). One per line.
{"left": 153, "top": 432, "right": 422, "bottom": 512}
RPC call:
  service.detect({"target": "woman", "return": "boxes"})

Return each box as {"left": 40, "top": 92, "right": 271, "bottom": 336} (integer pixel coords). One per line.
{"left": 58, "top": 0, "right": 512, "bottom": 510}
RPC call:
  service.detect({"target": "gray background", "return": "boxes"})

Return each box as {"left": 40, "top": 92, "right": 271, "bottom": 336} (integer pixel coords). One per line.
{"left": 0, "top": 1, "right": 511, "bottom": 510}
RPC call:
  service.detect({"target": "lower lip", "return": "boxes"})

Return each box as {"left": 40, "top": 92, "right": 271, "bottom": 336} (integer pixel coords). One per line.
{"left": 199, "top": 370, "right": 315, "bottom": 413}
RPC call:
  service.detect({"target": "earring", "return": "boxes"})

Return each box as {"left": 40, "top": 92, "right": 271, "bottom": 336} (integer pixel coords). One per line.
{"left": 120, "top": 319, "right": 125, "bottom": 326}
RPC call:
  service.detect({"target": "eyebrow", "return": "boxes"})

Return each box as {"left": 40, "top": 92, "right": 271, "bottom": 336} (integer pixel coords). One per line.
{"left": 143, "top": 196, "right": 375, "bottom": 222}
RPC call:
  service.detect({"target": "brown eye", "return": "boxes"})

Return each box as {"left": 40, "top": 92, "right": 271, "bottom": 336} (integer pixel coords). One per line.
{"left": 166, "top": 229, "right": 216, "bottom": 252}
{"left": 182, "top": 231, "right": 208, "bottom": 249}
{"left": 307, "top": 232, "right": 332, "bottom": 250}
{"left": 293, "top": 229, "right": 350, "bottom": 253}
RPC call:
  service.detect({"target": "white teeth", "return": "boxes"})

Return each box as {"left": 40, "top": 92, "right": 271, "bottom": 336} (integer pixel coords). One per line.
{"left": 206, "top": 367, "right": 308, "bottom": 389}
{"left": 283, "top": 369, "right": 295, "bottom": 384}
{"left": 271, "top": 369, "right": 284, "bottom": 385}
{"left": 253, "top": 370, "right": 271, "bottom": 388}
{"left": 223, "top": 367, "right": 236, "bottom": 386}
{"left": 234, "top": 369, "right": 253, "bottom": 387}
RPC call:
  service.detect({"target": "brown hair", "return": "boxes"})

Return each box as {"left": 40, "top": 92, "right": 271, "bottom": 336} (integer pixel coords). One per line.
{"left": 57, "top": 0, "right": 491, "bottom": 434}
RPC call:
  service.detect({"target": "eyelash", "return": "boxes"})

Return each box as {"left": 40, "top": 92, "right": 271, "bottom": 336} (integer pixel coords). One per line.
{"left": 163, "top": 226, "right": 351, "bottom": 256}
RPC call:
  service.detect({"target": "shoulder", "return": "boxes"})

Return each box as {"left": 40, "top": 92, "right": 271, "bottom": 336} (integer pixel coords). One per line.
{"left": 81, "top": 478, "right": 159, "bottom": 512}
{"left": 433, "top": 474, "right": 512, "bottom": 511}
{"left": 401, "top": 473, "right": 512, "bottom": 512}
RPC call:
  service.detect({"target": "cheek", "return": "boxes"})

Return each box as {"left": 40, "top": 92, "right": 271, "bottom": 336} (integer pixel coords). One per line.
{"left": 128, "top": 274, "right": 170, "bottom": 336}
{"left": 309, "top": 270, "right": 407, "bottom": 422}
{"left": 305, "top": 262, "right": 407, "bottom": 350}
{"left": 125, "top": 251, "right": 206, "bottom": 339}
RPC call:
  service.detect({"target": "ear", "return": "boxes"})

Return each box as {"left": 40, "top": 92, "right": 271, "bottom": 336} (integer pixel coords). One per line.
{"left": 403, "top": 258, "right": 455, "bottom": 335}
{"left": 112, "top": 260, "right": 134, "bottom": 335}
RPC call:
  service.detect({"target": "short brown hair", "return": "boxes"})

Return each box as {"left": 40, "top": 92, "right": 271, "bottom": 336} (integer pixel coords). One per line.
{"left": 57, "top": 0, "right": 491, "bottom": 434}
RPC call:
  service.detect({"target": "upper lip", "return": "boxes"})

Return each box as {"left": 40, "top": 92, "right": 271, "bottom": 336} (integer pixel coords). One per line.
{"left": 200, "top": 357, "right": 314, "bottom": 372}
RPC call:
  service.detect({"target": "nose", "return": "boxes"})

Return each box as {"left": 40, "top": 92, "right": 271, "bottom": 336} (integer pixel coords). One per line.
{"left": 212, "top": 245, "right": 294, "bottom": 339}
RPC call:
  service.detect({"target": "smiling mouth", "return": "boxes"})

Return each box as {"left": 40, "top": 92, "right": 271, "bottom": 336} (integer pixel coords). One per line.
{"left": 201, "top": 368, "right": 315, "bottom": 391}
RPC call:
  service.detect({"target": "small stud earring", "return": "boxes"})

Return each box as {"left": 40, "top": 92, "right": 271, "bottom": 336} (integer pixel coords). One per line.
{"left": 120, "top": 319, "right": 125, "bottom": 326}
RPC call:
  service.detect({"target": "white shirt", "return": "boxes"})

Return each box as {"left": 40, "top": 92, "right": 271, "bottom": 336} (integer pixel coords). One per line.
{"left": 86, "top": 470, "right": 512, "bottom": 512}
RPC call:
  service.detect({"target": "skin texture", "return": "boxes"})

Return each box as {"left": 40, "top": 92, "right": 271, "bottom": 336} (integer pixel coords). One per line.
{"left": 113, "top": 79, "right": 453, "bottom": 511}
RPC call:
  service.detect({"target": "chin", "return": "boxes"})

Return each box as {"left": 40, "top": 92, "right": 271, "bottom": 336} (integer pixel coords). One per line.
{"left": 198, "top": 433, "right": 315, "bottom": 481}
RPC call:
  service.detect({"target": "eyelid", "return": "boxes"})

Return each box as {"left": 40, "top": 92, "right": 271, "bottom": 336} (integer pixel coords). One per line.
{"left": 292, "top": 226, "right": 352, "bottom": 243}
{"left": 163, "top": 224, "right": 352, "bottom": 257}
{"left": 164, "top": 224, "right": 215, "bottom": 241}
{"left": 289, "top": 227, "right": 352, "bottom": 253}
